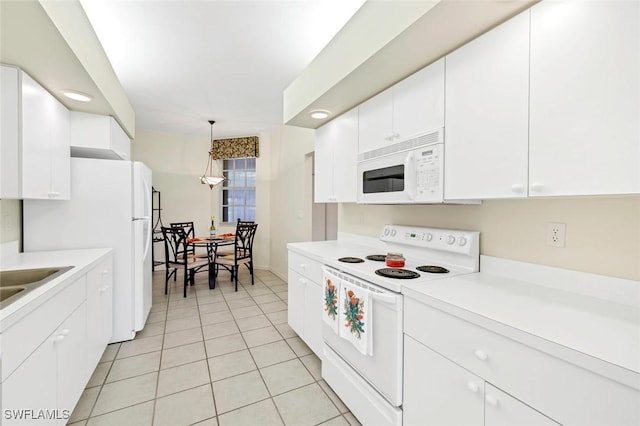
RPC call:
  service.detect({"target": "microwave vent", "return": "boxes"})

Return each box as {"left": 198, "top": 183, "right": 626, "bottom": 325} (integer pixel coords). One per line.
{"left": 358, "top": 128, "right": 443, "bottom": 161}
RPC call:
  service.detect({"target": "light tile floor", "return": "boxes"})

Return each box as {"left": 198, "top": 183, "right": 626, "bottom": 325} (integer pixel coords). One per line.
{"left": 68, "top": 267, "right": 362, "bottom": 426}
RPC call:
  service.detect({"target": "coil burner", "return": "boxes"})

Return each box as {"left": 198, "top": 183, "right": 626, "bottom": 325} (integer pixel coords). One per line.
{"left": 366, "top": 255, "right": 386, "bottom": 262}
{"left": 416, "top": 265, "right": 450, "bottom": 274}
{"left": 338, "top": 257, "right": 365, "bottom": 263}
{"left": 375, "top": 268, "right": 420, "bottom": 279}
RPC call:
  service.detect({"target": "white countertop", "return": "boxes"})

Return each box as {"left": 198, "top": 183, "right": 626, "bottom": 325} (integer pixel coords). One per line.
{"left": 402, "top": 256, "right": 640, "bottom": 387}
{"left": 1, "top": 248, "right": 113, "bottom": 330}
{"left": 287, "top": 239, "right": 374, "bottom": 262}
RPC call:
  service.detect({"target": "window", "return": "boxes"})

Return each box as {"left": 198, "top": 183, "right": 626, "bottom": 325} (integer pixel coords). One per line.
{"left": 221, "top": 157, "right": 256, "bottom": 223}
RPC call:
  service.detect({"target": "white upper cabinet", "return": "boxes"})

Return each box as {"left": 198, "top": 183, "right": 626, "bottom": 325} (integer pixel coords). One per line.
{"left": 393, "top": 58, "right": 445, "bottom": 143}
{"left": 70, "top": 111, "right": 131, "bottom": 160}
{"left": 1, "top": 65, "right": 70, "bottom": 200}
{"left": 444, "top": 11, "right": 530, "bottom": 200}
{"left": 529, "top": 0, "right": 640, "bottom": 196}
{"left": 359, "top": 59, "right": 444, "bottom": 154}
{"left": 314, "top": 107, "right": 358, "bottom": 203}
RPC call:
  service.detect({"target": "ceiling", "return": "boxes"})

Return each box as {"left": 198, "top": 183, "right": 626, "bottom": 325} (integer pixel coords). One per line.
{"left": 79, "top": 0, "right": 365, "bottom": 139}
{"left": 1, "top": 0, "right": 538, "bottom": 142}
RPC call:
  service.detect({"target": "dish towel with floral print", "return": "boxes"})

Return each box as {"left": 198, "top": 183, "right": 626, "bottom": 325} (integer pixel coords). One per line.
{"left": 339, "top": 281, "right": 372, "bottom": 356}
{"left": 322, "top": 269, "right": 341, "bottom": 335}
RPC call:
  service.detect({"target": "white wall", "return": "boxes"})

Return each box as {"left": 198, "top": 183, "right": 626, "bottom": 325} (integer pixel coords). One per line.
{"left": 131, "top": 129, "right": 271, "bottom": 269}
{"left": 340, "top": 196, "right": 640, "bottom": 281}
{"left": 268, "top": 125, "right": 316, "bottom": 279}
{"left": 0, "top": 199, "right": 21, "bottom": 246}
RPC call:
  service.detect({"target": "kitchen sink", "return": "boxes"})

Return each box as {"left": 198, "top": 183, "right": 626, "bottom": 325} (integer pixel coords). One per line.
{"left": 0, "top": 266, "right": 74, "bottom": 308}
{"left": 0, "top": 287, "right": 26, "bottom": 301}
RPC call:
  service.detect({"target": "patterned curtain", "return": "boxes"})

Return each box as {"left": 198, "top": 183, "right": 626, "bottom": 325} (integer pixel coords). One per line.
{"left": 211, "top": 136, "right": 259, "bottom": 160}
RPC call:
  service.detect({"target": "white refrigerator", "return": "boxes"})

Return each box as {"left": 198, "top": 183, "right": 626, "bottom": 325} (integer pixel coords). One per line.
{"left": 24, "top": 158, "right": 153, "bottom": 343}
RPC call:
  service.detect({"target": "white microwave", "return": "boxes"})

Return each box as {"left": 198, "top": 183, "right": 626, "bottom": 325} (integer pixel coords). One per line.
{"left": 357, "top": 128, "right": 477, "bottom": 205}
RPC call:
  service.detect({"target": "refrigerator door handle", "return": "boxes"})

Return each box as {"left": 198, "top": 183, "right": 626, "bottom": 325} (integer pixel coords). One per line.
{"left": 133, "top": 216, "right": 151, "bottom": 221}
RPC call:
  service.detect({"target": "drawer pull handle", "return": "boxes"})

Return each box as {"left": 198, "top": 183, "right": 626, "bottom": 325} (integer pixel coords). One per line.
{"left": 300, "top": 263, "right": 306, "bottom": 270}
{"left": 474, "top": 349, "right": 488, "bottom": 361}
{"left": 100, "top": 285, "right": 109, "bottom": 293}
{"left": 54, "top": 335, "right": 65, "bottom": 343}
{"left": 466, "top": 382, "right": 479, "bottom": 393}
{"left": 485, "top": 394, "right": 499, "bottom": 406}
{"left": 101, "top": 270, "right": 109, "bottom": 275}
{"left": 60, "top": 329, "right": 70, "bottom": 336}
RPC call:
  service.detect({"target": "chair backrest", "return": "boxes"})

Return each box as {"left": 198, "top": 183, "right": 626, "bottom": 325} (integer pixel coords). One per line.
{"left": 161, "top": 226, "right": 190, "bottom": 267}
{"left": 170, "top": 221, "right": 195, "bottom": 239}
{"left": 234, "top": 222, "right": 258, "bottom": 261}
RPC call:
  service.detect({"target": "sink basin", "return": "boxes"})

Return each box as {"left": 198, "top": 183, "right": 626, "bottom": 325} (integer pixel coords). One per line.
{"left": 0, "top": 267, "right": 72, "bottom": 287}
{"left": 0, "top": 266, "right": 74, "bottom": 308}
{"left": 0, "top": 287, "right": 25, "bottom": 301}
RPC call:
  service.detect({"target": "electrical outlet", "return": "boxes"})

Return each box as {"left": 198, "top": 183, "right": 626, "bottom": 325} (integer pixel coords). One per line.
{"left": 546, "top": 222, "right": 566, "bottom": 247}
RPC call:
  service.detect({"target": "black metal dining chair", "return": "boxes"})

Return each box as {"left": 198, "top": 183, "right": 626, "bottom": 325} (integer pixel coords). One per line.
{"left": 170, "top": 221, "right": 197, "bottom": 258}
{"left": 161, "top": 226, "right": 210, "bottom": 297}
{"left": 214, "top": 222, "right": 258, "bottom": 291}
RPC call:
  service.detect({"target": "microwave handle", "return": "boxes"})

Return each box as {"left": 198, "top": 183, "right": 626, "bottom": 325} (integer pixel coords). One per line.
{"left": 404, "top": 151, "right": 415, "bottom": 201}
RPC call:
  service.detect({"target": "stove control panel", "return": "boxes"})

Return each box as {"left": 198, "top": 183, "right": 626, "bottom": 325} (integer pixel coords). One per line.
{"left": 380, "top": 225, "right": 479, "bottom": 255}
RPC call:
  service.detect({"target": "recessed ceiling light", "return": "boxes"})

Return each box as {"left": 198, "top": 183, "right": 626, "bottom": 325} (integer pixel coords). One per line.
{"left": 61, "top": 90, "right": 93, "bottom": 102}
{"left": 309, "top": 109, "right": 331, "bottom": 120}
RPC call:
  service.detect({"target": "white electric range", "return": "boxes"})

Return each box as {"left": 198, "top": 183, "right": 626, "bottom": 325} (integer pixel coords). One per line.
{"left": 321, "top": 225, "right": 479, "bottom": 426}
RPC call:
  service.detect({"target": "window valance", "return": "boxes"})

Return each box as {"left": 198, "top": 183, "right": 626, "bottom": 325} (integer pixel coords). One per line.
{"left": 211, "top": 136, "right": 259, "bottom": 160}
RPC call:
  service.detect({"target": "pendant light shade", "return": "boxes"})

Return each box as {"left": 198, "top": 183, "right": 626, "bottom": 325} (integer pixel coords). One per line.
{"left": 200, "top": 120, "right": 225, "bottom": 189}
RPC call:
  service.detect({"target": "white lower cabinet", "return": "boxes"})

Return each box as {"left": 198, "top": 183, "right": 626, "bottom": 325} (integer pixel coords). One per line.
{"left": 55, "top": 303, "right": 88, "bottom": 419}
{"left": 0, "top": 254, "right": 113, "bottom": 425}
{"left": 2, "top": 334, "right": 57, "bottom": 425}
{"left": 404, "top": 335, "right": 483, "bottom": 426}
{"left": 404, "top": 335, "right": 559, "bottom": 426}
{"left": 287, "top": 250, "right": 323, "bottom": 356}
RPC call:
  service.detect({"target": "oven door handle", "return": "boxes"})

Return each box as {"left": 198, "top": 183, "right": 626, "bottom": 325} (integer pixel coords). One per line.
{"left": 370, "top": 291, "right": 399, "bottom": 305}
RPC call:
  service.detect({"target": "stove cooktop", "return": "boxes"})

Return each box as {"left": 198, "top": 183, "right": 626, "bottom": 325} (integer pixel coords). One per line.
{"left": 323, "top": 225, "right": 479, "bottom": 292}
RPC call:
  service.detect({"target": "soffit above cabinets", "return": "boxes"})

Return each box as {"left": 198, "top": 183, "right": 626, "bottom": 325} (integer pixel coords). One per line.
{"left": 0, "top": 0, "right": 135, "bottom": 138}
{"left": 284, "top": 0, "right": 540, "bottom": 129}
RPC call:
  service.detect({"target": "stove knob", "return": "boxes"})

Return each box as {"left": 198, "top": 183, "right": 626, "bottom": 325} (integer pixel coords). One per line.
{"left": 390, "top": 229, "right": 397, "bottom": 237}
{"left": 446, "top": 235, "right": 455, "bottom": 245}
{"left": 425, "top": 233, "right": 433, "bottom": 242}
{"left": 457, "top": 236, "right": 467, "bottom": 246}
{"left": 384, "top": 227, "right": 390, "bottom": 236}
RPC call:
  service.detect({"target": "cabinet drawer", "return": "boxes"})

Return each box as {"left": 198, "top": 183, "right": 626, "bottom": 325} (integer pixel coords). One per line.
{"left": 2, "top": 275, "right": 86, "bottom": 382}
{"left": 288, "top": 251, "right": 323, "bottom": 284}
{"left": 405, "top": 298, "right": 640, "bottom": 426}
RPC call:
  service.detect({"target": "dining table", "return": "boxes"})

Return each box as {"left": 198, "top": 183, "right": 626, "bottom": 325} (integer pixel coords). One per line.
{"left": 188, "top": 234, "right": 235, "bottom": 289}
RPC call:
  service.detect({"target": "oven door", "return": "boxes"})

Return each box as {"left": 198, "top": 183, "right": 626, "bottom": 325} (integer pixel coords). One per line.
{"left": 357, "top": 143, "right": 444, "bottom": 204}
{"left": 321, "top": 268, "right": 403, "bottom": 406}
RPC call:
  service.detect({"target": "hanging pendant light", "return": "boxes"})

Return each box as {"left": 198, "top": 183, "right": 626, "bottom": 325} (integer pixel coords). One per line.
{"left": 200, "top": 120, "right": 225, "bottom": 189}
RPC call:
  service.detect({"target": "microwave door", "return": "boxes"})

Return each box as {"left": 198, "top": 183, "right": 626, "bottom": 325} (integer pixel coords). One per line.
{"left": 362, "top": 165, "right": 405, "bottom": 194}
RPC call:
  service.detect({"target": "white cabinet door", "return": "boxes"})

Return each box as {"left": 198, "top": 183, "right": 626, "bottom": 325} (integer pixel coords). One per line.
{"left": 287, "top": 269, "right": 306, "bottom": 337}
{"left": 314, "top": 122, "right": 334, "bottom": 202}
{"left": 314, "top": 107, "right": 358, "bottom": 203}
{"left": 49, "top": 92, "right": 70, "bottom": 200}
{"left": 358, "top": 89, "right": 393, "bottom": 153}
{"left": 56, "top": 303, "right": 88, "bottom": 417}
{"left": 485, "top": 384, "right": 559, "bottom": 426}
{"left": 1, "top": 65, "right": 20, "bottom": 198}
{"left": 17, "top": 70, "right": 70, "bottom": 200}
{"left": 444, "top": 11, "right": 530, "bottom": 199}
{"left": 529, "top": 0, "right": 640, "bottom": 196}
{"left": 21, "top": 72, "right": 53, "bottom": 200}
{"left": 331, "top": 107, "right": 358, "bottom": 203}
{"left": 303, "top": 280, "right": 323, "bottom": 356}
{"left": 393, "top": 58, "right": 445, "bottom": 141}
{"left": 86, "top": 256, "right": 114, "bottom": 376}
{"left": 70, "top": 111, "right": 131, "bottom": 160}
{"left": 2, "top": 336, "right": 58, "bottom": 426}
{"left": 404, "top": 336, "right": 484, "bottom": 426}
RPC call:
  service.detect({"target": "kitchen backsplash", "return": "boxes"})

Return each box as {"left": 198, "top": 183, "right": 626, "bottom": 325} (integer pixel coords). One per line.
{"left": 339, "top": 195, "right": 640, "bottom": 281}
{"left": 0, "top": 200, "right": 21, "bottom": 246}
